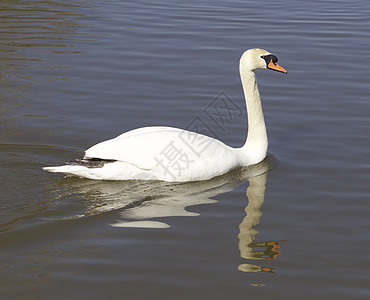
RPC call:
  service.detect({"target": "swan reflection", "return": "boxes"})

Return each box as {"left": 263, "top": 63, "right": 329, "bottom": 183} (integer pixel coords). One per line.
{"left": 237, "top": 171, "right": 285, "bottom": 273}
{"left": 50, "top": 154, "right": 283, "bottom": 271}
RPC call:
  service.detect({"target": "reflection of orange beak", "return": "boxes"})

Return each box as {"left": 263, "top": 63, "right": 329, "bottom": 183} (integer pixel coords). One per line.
{"left": 268, "top": 60, "right": 287, "bottom": 74}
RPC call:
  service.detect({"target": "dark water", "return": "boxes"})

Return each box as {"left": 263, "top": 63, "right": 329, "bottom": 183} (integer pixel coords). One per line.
{"left": 1, "top": 0, "right": 370, "bottom": 299}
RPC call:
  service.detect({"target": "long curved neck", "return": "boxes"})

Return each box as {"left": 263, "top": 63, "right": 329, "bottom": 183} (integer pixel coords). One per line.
{"left": 240, "top": 66, "right": 268, "bottom": 165}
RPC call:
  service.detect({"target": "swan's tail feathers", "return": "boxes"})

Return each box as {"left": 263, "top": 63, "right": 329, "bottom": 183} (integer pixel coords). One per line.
{"left": 42, "top": 158, "right": 117, "bottom": 179}
{"left": 42, "top": 165, "right": 91, "bottom": 177}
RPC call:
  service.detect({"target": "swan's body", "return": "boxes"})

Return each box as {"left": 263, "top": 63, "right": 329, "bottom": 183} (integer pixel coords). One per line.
{"left": 43, "top": 48, "right": 286, "bottom": 182}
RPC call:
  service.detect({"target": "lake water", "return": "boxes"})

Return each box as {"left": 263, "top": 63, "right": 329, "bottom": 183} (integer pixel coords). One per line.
{"left": 1, "top": 0, "right": 370, "bottom": 299}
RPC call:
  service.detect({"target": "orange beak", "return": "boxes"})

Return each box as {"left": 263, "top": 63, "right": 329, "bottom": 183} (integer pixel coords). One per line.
{"left": 267, "top": 60, "right": 287, "bottom": 74}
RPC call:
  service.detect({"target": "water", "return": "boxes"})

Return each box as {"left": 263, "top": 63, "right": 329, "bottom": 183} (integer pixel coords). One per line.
{"left": 1, "top": 0, "right": 370, "bottom": 298}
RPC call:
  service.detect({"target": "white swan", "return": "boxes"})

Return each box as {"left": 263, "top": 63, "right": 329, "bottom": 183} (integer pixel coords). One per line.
{"left": 43, "top": 48, "right": 287, "bottom": 182}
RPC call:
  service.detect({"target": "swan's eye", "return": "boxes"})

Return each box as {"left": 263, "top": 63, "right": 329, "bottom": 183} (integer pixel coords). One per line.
{"left": 261, "top": 54, "right": 278, "bottom": 65}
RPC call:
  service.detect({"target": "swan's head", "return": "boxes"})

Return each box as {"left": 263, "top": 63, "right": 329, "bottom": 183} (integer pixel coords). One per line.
{"left": 240, "top": 48, "right": 287, "bottom": 74}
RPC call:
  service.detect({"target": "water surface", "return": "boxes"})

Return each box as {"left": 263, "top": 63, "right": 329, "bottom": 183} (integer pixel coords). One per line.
{"left": 1, "top": 0, "right": 370, "bottom": 299}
